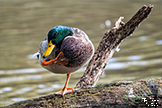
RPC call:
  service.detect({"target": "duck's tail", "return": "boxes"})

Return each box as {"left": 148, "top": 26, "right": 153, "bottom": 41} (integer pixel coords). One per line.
{"left": 33, "top": 51, "right": 40, "bottom": 59}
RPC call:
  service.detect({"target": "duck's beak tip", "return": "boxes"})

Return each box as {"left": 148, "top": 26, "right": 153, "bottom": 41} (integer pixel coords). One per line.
{"left": 43, "top": 55, "right": 46, "bottom": 58}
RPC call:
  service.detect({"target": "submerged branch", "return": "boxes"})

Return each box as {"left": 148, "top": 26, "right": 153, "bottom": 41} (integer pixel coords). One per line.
{"left": 75, "top": 4, "right": 154, "bottom": 89}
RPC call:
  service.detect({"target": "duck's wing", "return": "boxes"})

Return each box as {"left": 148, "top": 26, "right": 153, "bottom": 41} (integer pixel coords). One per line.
{"left": 60, "top": 28, "right": 94, "bottom": 68}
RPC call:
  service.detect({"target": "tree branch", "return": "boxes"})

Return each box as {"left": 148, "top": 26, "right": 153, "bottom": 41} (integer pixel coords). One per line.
{"left": 75, "top": 4, "right": 154, "bottom": 89}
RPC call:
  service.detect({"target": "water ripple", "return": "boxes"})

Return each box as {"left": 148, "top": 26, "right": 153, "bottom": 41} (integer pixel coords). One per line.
{"left": 105, "top": 62, "right": 126, "bottom": 70}
{"left": 51, "top": 84, "right": 62, "bottom": 88}
{"left": 37, "top": 87, "right": 54, "bottom": 93}
{"left": 139, "top": 36, "right": 147, "bottom": 41}
{"left": 0, "top": 77, "right": 24, "bottom": 83}
{"left": 0, "top": 68, "right": 46, "bottom": 75}
{"left": 27, "top": 75, "right": 42, "bottom": 79}
{"left": 38, "top": 84, "right": 46, "bottom": 88}
{"left": 11, "top": 98, "right": 26, "bottom": 102}
{"left": 156, "top": 40, "right": 162, "bottom": 45}
{"left": 22, "top": 87, "right": 32, "bottom": 92}
{"left": 127, "top": 55, "right": 141, "bottom": 61}
{"left": 16, "top": 87, "right": 32, "bottom": 94}
{"left": 2, "top": 87, "right": 13, "bottom": 91}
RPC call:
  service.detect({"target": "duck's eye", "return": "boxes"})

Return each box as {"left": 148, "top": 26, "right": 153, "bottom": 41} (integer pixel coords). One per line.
{"left": 53, "top": 32, "right": 59, "bottom": 38}
{"left": 49, "top": 45, "right": 51, "bottom": 47}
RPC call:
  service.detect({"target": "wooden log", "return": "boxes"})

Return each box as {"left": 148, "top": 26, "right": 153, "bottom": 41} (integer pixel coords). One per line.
{"left": 75, "top": 4, "right": 154, "bottom": 89}
{"left": 6, "top": 78, "right": 162, "bottom": 108}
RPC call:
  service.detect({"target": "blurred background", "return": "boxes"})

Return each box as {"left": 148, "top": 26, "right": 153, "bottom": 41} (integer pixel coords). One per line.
{"left": 0, "top": 0, "right": 161, "bottom": 106}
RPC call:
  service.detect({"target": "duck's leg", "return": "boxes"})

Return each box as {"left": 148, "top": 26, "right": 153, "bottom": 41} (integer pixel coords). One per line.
{"left": 55, "top": 73, "right": 74, "bottom": 95}
{"left": 42, "top": 52, "right": 69, "bottom": 66}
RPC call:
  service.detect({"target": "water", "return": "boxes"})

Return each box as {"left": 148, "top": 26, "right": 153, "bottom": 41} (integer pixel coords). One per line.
{"left": 0, "top": 0, "right": 162, "bottom": 107}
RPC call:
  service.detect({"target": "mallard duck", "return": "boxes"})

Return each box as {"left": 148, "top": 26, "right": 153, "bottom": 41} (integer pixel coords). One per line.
{"left": 36, "top": 25, "right": 94, "bottom": 95}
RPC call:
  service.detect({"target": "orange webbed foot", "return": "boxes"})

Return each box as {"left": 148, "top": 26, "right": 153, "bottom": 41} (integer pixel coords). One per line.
{"left": 42, "top": 52, "right": 69, "bottom": 66}
{"left": 54, "top": 87, "right": 74, "bottom": 96}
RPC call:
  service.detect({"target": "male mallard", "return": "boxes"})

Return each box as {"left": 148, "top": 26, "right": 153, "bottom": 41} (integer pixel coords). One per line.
{"left": 36, "top": 25, "right": 94, "bottom": 95}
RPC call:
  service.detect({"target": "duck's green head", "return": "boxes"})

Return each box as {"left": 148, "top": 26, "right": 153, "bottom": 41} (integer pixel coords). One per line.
{"left": 43, "top": 25, "right": 73, "bottom": 58}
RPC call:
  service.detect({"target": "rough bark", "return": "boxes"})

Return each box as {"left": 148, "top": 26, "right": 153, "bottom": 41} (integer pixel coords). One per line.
{"left": 75, "top": 4, "right": 154, "bottom": 89}
{"left": 6, "top": 78, "right": 162, "bottom": 108}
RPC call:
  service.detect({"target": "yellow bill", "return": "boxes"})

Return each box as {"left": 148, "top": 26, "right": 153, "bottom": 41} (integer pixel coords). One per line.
{"left": 43, "top": 40, "right": 55, "bottom": 58}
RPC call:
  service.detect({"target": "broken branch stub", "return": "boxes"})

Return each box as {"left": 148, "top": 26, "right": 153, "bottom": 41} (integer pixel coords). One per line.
{"left": 75, "top": 5, "right": 153, "bottom": 89}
